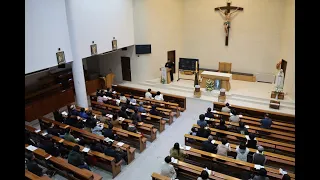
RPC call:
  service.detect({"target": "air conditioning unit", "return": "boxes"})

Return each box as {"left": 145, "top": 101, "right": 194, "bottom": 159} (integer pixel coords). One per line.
{"left": 255, "top": 73, "right": 275, "bottom": 84}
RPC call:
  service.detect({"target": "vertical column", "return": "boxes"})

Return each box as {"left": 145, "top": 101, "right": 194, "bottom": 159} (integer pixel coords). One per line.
{"left": 72, "top": 57, "right": 88, "bottom": 108}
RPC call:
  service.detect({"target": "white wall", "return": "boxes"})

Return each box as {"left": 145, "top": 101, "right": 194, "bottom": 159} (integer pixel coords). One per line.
{"left": 65, "top": 0, "right": 135, "bottom": 59}
{"left": 25, "top": 0, "right": 73, "bottom": 74}
{"left": 181, "top": 0, "right": 284, "bottom": 74}
{"left": 280, "top": 0, "right": 295, "bottom": 100}
{"left": 131, "top": 0, "right": 184, "bottom": 82}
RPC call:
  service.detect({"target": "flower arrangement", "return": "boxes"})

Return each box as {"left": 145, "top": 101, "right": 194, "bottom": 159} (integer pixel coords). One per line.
{"left": 206, "top": 79, "right": 214, "bottom": 92}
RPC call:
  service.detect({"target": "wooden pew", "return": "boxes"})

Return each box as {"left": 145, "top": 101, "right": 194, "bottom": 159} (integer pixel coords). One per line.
{"left": 151, "top": 172, "right": 171, "bottom": 180}
{"left": 77, "top": 107, "right": 158, "bottom": 142}
{"left": 213, "top": 102, "right": 295, "bottom": 124}
{"left": 183, "top": 147, "right": 295, "bottom": 180}
{"left": 25, "top": 144, "right": 102, "bottom": 180}
{"left": 172, "top": 160, "right": 240, "bottom": 180}
{"left": 25, "top": 125, "right": 121, "bottom": 178}
{"left": 98, "top": 92, "right": 181, "bottom": 117}
{"left": 90, "top": 101, "right": 166, "bottom": 132}
{"left": 184, "top": 134, "right": 295, "bottom": 171}
{"left": 25, "top": 170, "right": 52, "bottom": 180}
{"left": 192, "top": 125, "right": 295, "bottom": 156}
{"left": 104, "top": 124, "right": 147, "bottom": 153}
{"left": 211, "top": 110, "right": 295, "bottom": 130}
{"left": 204, "top": 118, "right": 295, "bottom": 143}
{"left": 38, "top": 117, "right": 136, "bottom": 164}
{"left": 112, "top": 84, "right": 187, "bottom": 110}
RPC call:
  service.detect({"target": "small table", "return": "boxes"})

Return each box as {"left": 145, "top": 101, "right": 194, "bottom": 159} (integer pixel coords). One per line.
{"left": 200, "top": 71, "right": 232, "bottom": 91}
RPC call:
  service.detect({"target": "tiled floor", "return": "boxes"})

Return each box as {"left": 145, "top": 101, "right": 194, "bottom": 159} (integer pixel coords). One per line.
{"left": 26, "top": 98, "right": 211, "bottom": 180}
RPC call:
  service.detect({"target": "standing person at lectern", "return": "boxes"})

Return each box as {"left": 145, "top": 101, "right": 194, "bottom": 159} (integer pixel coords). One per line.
{"left": 165, "top": 59, "right": 174, "bottom": 82}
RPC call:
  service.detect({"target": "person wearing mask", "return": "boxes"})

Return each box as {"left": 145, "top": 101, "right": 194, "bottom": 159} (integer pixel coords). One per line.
{"left": 131, "top": 109, "right": 142, "bottom": 122}
{"left": 197, "top": 170, "right": 209, "bottom": 180}
{"left": 229, "top": 109, "right": 240, "bottom": 123}
{"left": 103, "top": 124, "right": 116, "bottom": 139}
{"left": 252, "top": 168, "right": 269, "bottom": 180}
{"left": 221, "top": 103, "right": 231, "bottom": 113}
{"left": 127, "top": 121, "right": 138, "bottom": 133}
{"left": 104, "top": 141, "right": 127, "bottom": 163}
{"left": 97, "top": 93, "right": 103, "bottom": 103}
{"left": 196, "top": 125, "right": 211, "bottom": 138}
{"left": 118, "top": 106, "right": 129, "bottom": 119}
{"left": 216, "top": 119, "right": 228, "bottom": 138}
{"left": 137, "top": 102, "right": 146, "bottom": 113}
{"left": 260, "top": 114, "right": 272, "bottom": 129}
{"left": 91, "top": 121, "right": 104, "bottom": 136}
{"left": 204, "top": 108, "right": 214, "bottom": 118}
{"left": 119, "top": 93, "right": 127, "bottom": 102}
{"left": 160, "top": 156, "right": 177, "bottom": 179}
{"left": 149, "top": 105, "right": 160, "bottom": 116}
{"left": 145, "top": 88, "right": 153, "bottom": 99}
{"left": 47, "top": 123, "right": 62, "bottom": 136}
{"left": 246, "top": 133, "right": 258, "bottom": 149}
{"left": 154, "top": 91, "right": 164, "bottom": 101}
{"left": 236, "top": 141, "right": 250, "bottom": 162}
{"left": 79, "top": 108, "right": 89, "bottom": 119}
{"left": 201, "top": 135, "right": 216, "bottom": 153}
{"left": 237, "top": 122, "right": 249, "bottom": 135}
{"left": 39, "top": 135, "right": 60, "bottom": 157}
{"left": 128, "top": 95, "right": 137, "bottom": 104}
{"left": 197, "top": 114, "right": 208, "bottom": 127}
{"left": 170, "top": 142, "right": 186, "bottom": 161}
{"left": 62, "top": 128, "right": 80, "bottom": 143}
{"left": 252, "top": 146, "right": 267, "bottom": 166}
{"left": 26, "top": 152, "right": 53, "bottom": 177}
{"left": 68, "top": 145, "right": 91, "bottom": 170}
{"left": 216, "top": 138, "right": 231, "bottom": 157}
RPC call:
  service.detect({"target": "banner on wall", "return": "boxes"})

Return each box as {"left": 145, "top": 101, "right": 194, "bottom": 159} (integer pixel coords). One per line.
{"left": 161, "top": 67, "right": 167, "bottom": 84}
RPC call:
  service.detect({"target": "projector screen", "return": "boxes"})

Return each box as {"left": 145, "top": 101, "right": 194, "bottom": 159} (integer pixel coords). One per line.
{"left": 25, "top": 0, "right": 73, "bottom": 74}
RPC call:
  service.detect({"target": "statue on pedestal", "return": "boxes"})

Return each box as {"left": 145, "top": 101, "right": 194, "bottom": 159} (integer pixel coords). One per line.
{"left": 275, "top": 69, "right": 284, "bottom": 93}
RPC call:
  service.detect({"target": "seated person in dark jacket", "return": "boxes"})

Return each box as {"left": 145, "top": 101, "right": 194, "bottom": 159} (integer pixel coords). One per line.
{"left": 96, "top": 89, "right": 102, "bottom": 96}
{"left": 137, "top": 102, "right": 146, "bottom": 113}
{"left": 201, "top": 135, "right": 217, "bottom": 153}
{"left": 252, "top": 168, "right": 269, "bottom": 180}
{"left": 79, "top": 108, "right": 89, "bottom": 119}
{"left": 103, "top": 124, "right": 116, "bottom": 139}
{"left": 252, "top": 146, "right": 267, "bottom": 166}
{"left": 39, "top": 135, "right": 60, "bottom": 157}
{"left": 47, "top": 123, "right": 62, "bottom": 136}
{"left": 197, "top": 114, "right": 208, "bottom": 127}
{"left": 25, "top": 130, "right": 36, "bottom": 146}
{"left": 196, "top": 125, "right": 211, "bottom": 138}
{"left": 64, "top": 114, "right": 78, "bottom": 126}
{"left": 237, "top": 122, "right": 249, "bottom": 135}
{"left": 118, "top": 106, "right": 129, "bottom": 119}
{"left": 246, "top": 133, "right": 258, "bottom": 149}
{"left": 131, "top": 108, "right": 142, "bottom": 122}
{"left": 26, "top": 152, "right": 52, "bottom": 177}
{"left": 216, "top": 119, "right": 228, "bottom": 138}
{"left": 127, "top": 121, "right": 138, "bottom": 133}
{"left": 104, "top": 88, "right": 113, "bottom": 97}
{"left": 68, "top": 145, "right": 91, "bottom": 170}
{"left": 149, "top": 105, "right": 160, "bottom": 116}
{"left": 69, "top": 105, "right": 79, "bottom": 116}
{"left": 104, "top": 141, "right": 128, "bottom": 163}
{"left": 205, "top": 108, "right": 214, "bottom": 118}
{"left": 90, "top": 140, "right": 105, "bottom": 153}
{"left": 53, "top": 109, "right": 64, "bottom": 122}
{"left": 260, "top": 113, "right": 272, "bottom": 129}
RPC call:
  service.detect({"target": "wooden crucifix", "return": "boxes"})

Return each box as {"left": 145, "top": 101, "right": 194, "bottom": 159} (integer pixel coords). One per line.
{"left": 215, "top": 1, "right": 244, "bottom": 46}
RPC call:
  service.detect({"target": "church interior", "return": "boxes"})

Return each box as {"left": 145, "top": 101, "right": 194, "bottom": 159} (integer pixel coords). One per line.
{"left": 25, "top": 0, "right": 295, "bottom": 179}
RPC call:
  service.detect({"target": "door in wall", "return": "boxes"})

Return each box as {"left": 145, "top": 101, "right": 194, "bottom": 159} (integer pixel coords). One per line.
{"left": 167, "top": 50, "right": 176, "bottom": 73}
{"left": 121, "top": 57, "right": 131, "bottom": 81}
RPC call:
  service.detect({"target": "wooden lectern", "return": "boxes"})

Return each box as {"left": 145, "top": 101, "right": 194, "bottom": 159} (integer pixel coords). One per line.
{"left": 160, "top": 67, "right": 171, "bottom": 84}
{"left": 99, "top": 73, "right": 115, "bottom": 89}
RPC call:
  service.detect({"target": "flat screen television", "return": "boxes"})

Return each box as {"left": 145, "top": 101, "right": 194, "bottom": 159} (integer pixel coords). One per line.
{"left": 135, "top": 44, "right": 151, "bottom": 54}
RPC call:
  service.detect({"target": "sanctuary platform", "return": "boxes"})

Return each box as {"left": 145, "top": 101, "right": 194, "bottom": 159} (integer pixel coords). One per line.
{"left": 117, "top": 73, "right": 295, "bottom": 115}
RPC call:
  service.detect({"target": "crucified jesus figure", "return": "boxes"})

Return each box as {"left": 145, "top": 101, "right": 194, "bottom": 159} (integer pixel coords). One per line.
{"left": 218, "top": 7, "right": 240, "bottom": 36}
